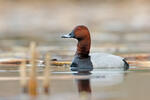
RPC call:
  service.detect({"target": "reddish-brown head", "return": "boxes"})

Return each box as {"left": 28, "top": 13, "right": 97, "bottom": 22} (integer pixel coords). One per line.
{"left": 73, "top": 25, "right": 91, "bottom": 40}
{"left": 62, "top": 25, "right": 91, "bottom": 58}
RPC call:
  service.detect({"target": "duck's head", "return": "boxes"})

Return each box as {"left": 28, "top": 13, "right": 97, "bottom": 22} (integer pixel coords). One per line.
{"left": 61, "top": 25, "right": 90, "bottom": 40}
{"left": 62, "top": 25, "right": 91, "bottom": 58}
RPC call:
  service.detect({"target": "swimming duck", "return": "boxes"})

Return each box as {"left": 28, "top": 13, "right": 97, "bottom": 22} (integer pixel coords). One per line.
{"left": 61, "top": 25, "right": 129, "bottom": 71}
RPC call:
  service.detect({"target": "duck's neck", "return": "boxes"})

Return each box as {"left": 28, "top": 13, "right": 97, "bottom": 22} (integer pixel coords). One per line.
{"left": 76, "top": 37, "right": 91, "bottom": 58}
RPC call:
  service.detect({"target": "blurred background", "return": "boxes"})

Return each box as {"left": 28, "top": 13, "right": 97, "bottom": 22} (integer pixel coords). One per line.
{"left": 0, "top": 0, "right": 150, "bottom": 56}
{"left": 0, "top": 0, "right": 150, "bottom": 98}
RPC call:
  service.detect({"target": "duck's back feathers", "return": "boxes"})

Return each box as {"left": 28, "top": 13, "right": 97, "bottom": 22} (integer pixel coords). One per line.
{"left": 90, "top": 53, "right": 127, "bottom": 70}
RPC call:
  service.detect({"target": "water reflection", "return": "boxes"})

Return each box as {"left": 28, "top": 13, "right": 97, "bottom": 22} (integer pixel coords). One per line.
{"left": 75, "top": 70, "right": 125, "bottom": 100}
{"left": 77, "top": 79, "right": 91, "bottom": 100}
{"left": 76, "top": 72, "right": 92, "bottom": 100}
{"left": 90, "top": 71, "right": 125, "bottom": 87}
{"left": 1, "top": 70, "right": 126, "bottom": 100}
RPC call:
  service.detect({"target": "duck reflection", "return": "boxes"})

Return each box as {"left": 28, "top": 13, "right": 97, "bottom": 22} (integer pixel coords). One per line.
{"left": 77, "top": 79, "right": 91, "bottom": 93}
{"left": 90, "top": 71, "right": 125, "bottom": 87}
{"left": 75, "top": 72, "right": 92, "bottom": 100}
{"left": 74, "top": 70, "right": 126, "bottom": 100}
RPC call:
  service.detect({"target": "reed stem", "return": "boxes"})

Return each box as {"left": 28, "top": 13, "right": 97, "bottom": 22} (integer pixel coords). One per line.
{"left": 19, "top": 59, "right": 28, "bottom": 93}
{"left": 28, "top": 42, "right": 38, "bottom": 96}
{"left": 43, "top": 52, "right": 51, "bottom": 94}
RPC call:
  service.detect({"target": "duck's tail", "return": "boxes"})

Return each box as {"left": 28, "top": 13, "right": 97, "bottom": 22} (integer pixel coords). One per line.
{"left": 123, "top": 59, "right": 129, "bottom": 71}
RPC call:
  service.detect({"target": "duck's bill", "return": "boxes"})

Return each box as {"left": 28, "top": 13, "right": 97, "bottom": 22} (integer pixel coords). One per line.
{"left": 61, "top": 32, "right": 75, "bottom": 38}
{"left": 61, "top": 34, "right": 72, "bottom": 38}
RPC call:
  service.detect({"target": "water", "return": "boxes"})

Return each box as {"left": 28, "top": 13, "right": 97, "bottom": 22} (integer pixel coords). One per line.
{"left": 0, "top": 68, "right": 150, "bottom": 100}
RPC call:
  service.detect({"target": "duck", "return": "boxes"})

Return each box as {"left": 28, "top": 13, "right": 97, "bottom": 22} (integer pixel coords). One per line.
{"left": 61, "top": 25, "right": 129, "bottom": 71}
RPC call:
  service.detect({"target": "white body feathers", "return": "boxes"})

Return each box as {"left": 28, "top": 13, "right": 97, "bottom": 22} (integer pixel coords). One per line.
{"left": 90, "top": 53, "right": 125, "bottom": 69}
